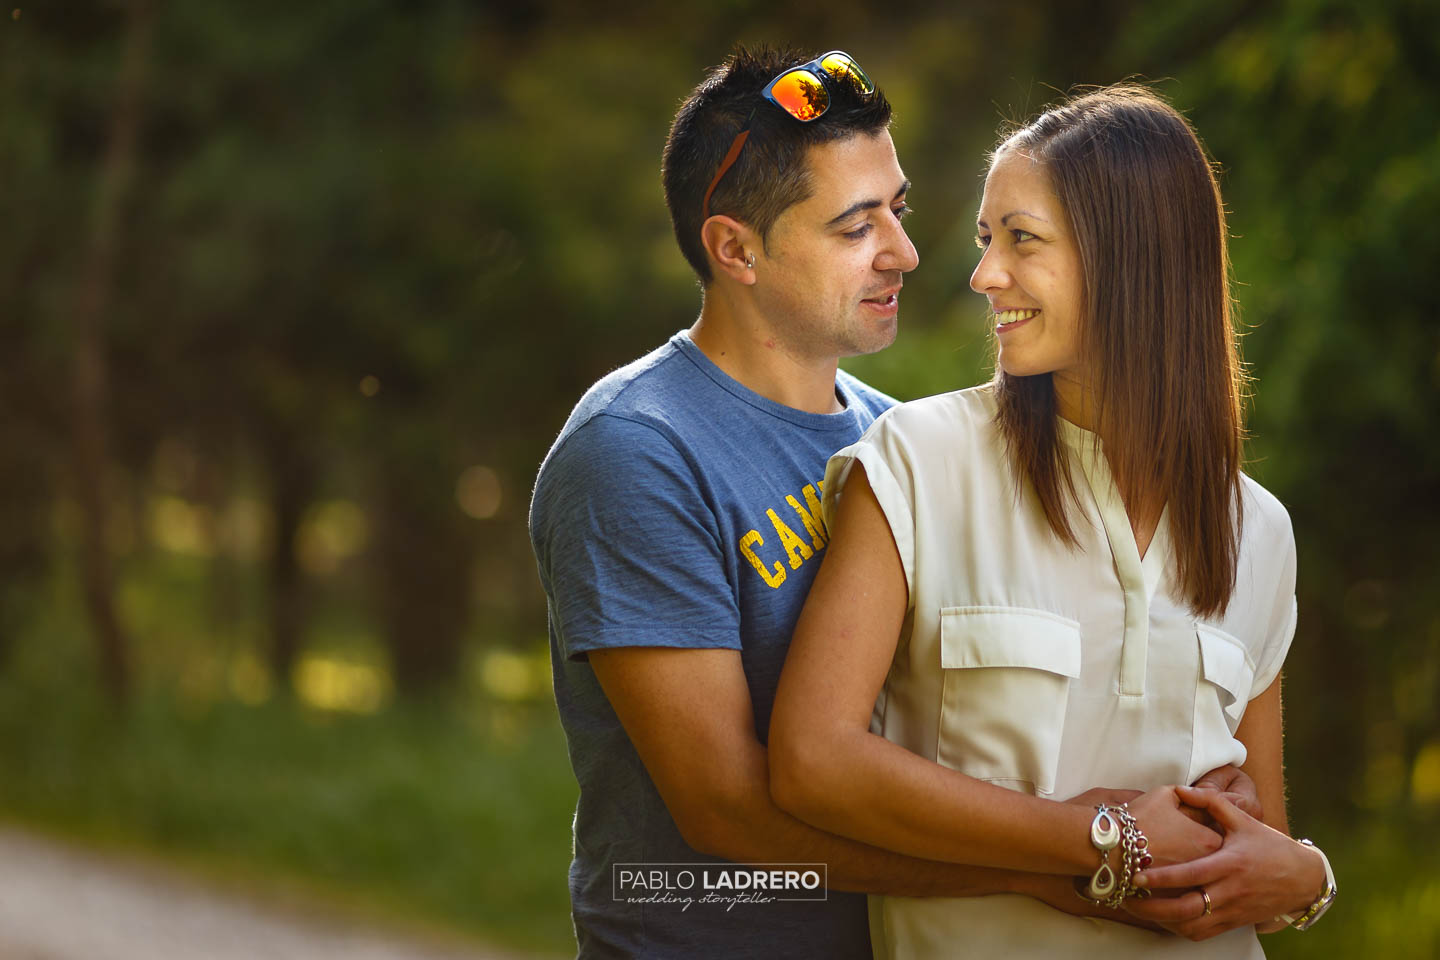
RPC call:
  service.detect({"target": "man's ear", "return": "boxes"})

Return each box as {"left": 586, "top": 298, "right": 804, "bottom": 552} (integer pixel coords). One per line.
{"left": 700, "top": 215, "right": 759, "bottom": 286}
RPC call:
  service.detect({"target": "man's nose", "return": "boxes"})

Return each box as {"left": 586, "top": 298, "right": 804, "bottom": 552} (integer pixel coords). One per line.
{"left": 880, "top": 219, "right": 920, "bottom": 273}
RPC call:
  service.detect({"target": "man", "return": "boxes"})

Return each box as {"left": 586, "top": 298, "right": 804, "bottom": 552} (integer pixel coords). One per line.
{"left": 530, "top": 47, "right": 1253, "bottom": 958}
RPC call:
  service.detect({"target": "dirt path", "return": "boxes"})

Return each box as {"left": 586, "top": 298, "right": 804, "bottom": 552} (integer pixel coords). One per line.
{"left": 0, "top": 828, "right": 537, "bottom": 960}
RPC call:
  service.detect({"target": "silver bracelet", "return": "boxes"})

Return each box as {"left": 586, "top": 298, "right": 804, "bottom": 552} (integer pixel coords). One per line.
{"left": 1077, "top": 805, "right": 1121, "bottom": 902}
{"left": 1075, "top": 803, "right": 1151, "bottom": 909}
{"left": 1113, "top": 804, "right": 1153, "bottom": 906}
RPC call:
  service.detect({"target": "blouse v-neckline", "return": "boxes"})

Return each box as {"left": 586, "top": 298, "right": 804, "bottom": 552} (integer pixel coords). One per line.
{"left": 1058, "top": 418, "right": 1170, "bottom": 699}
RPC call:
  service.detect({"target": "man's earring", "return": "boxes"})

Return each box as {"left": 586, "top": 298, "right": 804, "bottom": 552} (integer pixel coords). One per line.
{"left": 745, "top": 253, "right": 755, "bottom": 269}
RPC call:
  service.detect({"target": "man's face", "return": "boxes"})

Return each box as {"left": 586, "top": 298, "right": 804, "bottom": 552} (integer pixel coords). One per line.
{"left": 752, "top": 131, "right": 918, "bottom": 361}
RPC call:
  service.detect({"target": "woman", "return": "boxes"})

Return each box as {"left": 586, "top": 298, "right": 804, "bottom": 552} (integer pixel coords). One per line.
{"left": 768, "top": 85, "right": 1334, "bottom": 957}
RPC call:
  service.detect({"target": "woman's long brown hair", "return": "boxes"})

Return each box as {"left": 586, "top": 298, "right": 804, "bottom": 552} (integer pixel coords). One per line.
{"left": 992, "top": 85, "right": 1247, "bottom": 618}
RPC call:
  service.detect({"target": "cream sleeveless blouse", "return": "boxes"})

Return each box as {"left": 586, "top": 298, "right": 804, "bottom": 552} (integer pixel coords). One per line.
{"left": 822, "top": 385, "right": 1296, "bottom": 959}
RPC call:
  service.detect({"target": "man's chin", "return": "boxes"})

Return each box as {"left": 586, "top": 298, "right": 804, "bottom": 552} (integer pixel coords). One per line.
{"left": 842, "top": 318, "right": 899, "bottom": 359}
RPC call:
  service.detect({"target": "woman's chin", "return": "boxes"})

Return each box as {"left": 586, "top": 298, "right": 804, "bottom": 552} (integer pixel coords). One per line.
{"left": 996, "top": 356, "right": 1046, "bottom": 378}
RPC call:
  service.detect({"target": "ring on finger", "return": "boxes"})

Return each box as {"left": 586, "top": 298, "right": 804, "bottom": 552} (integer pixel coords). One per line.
{"left": 1200, "top": 887, "right": 1213, "bottom": 917}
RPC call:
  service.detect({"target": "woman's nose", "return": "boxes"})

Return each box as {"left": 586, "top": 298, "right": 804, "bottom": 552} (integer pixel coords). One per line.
{"left": 969, "top": 245, "right": 1009, "bottom": 295}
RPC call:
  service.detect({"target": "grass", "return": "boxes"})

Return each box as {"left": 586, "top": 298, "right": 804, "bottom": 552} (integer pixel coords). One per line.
{"left": 8, "top": 666, "right": 1436, "bottom": 960}
{"left": 0, "top": 552, "right": 579, "bottom": 957}
{"left": 0, "top": 681, "right": 578, "bottom": 956}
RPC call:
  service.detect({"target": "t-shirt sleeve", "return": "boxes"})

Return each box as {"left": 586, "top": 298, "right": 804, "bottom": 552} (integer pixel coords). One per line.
{"left": 1249, "top": 503, "right": 1298, "bottom": 700}
{"left": 821, "top": 411, "right": 917, "bottom": 608}
{"left": 530, "top": 413, "right": 741, "bottom": 661}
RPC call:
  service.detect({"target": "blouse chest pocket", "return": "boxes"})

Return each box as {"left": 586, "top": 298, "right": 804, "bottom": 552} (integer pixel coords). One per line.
{"left": 936, "top": 606, "right": 1081, "bottom": 797}
{"left": 1186, "top": 624, "right": 1256, "bottom": 783}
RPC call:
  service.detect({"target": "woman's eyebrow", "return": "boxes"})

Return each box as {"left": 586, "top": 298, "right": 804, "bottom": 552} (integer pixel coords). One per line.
{"left": 1001, "top": 210, "right": 1050, "bottom": 224}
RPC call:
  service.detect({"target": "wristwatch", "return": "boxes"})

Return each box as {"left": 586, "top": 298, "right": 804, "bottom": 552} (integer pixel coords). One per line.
{"left": 1277, "top": 839, "right": 1336, "bottom": 931}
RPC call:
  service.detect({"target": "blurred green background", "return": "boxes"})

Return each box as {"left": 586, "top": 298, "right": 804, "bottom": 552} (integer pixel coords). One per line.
{"left": 2, "top": 0, "right": 1437, "bottom": 956}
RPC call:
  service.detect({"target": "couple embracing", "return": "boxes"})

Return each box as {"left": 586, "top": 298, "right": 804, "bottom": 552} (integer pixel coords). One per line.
{"left": 530, "top": 46, "right": 1334, "bottom": 959}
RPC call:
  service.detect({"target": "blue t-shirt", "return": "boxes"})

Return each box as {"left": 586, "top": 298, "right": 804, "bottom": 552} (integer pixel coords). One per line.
{"left": 530, "top": 330, "right": 896, "bottom": 959}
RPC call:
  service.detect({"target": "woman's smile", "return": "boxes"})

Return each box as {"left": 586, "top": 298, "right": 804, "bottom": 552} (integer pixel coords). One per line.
{"left": 994, "top": 308, "right": 1040, "bottom": 333}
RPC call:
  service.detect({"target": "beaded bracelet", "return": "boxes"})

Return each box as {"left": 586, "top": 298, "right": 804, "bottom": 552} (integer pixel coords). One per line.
{"left": 1112, "top": 804, "right": 1153, "bottom": 906}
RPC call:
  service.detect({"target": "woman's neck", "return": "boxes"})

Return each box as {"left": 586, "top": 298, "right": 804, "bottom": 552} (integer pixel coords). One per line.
{"left": 1053, "top": 370, "right": 1096, "bottom": 432}
{"left": 1053, "top": 371, "right": 1163, "bottom": 557}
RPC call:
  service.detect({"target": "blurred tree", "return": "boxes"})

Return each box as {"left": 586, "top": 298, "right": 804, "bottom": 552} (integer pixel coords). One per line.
{"left": 1121, "top": 0, "right": 1440, "bottom": 823}
{"left": 69, "top": 0, "right": 157, "bottom": 705}
{"left": 258, "top": 420, "right": 317, "bottom": 687}
{"left": 0, "top": 1, "right": 1433, "bottom": 825}
{"left": 0, "top": 5, "right": 1434, "bottom": 956}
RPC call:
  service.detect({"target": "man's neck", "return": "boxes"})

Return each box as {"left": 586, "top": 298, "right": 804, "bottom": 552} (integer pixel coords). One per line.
{"left": 689, "top": 302, "right": 844, "bottom": 415}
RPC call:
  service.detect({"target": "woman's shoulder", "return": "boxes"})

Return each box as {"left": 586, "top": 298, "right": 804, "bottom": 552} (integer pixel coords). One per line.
{"left": 864, "top": 383, "right": 998, "bottom": 444}
{"left": 1205, "top": 472, "right": 1298, "bottom": 681}
{"left": 1237, "top": 471, "right": 1295, "bottom": 552}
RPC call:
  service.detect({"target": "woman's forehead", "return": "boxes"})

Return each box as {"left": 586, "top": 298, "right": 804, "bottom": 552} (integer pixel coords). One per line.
{"left": 980, "top": 151, "right": 1058, "bottom": 214}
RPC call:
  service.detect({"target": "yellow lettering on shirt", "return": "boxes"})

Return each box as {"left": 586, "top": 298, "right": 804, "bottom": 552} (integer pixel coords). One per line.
{"left": 787, "top": 484, "right": 828, "bottom": 549}
{"left": 738, "top": 479, "right": 832, "bottom": 588}
{"left": 739, "top": 529, "right": 787, "bottom": 589}
{"left": 767, "top": 508, "right": 814, "bottom": 570}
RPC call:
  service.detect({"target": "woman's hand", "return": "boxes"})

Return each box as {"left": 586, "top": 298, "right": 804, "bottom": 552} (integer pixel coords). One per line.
{"left": 1064, "top": 786, "right": 1142, "bottom": 809}
{"left": 1125, "top": 785, "right": 1224, "bottom": 868}
{"left": 1122, "top": 785, "right": 1327, "bottom": 941}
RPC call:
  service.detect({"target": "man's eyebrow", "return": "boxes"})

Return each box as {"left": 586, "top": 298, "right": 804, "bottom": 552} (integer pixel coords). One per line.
{"left": 826, "top": 179, "right": 912, "bottom": 227}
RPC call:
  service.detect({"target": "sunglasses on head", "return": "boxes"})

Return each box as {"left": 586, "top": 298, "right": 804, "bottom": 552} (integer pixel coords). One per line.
{"left": 701, "top": 51, "right": 876, "bottom": 222}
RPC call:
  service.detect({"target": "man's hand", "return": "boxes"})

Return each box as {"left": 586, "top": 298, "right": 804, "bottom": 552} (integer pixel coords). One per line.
{"left": 1015, "top": 873, "right": 1166, "bottom": 933}
{"left": 1186, "top": 765, "right": 1263, "bottom": 825}
{"left": 1064, "top": 769, "right": 1259, "bottom": 827}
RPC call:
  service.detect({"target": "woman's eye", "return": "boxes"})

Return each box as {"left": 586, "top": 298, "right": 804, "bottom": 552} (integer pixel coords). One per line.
{"left": 1012, "top": 229, "right": 1036, "bottom": 243}
{"left": 974, "top": 234, "right": 990, "bottom": 249}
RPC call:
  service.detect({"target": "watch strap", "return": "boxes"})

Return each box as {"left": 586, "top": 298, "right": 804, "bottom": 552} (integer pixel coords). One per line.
{"left": 1276, "top": 838, "right": 1336, "bottom": 930}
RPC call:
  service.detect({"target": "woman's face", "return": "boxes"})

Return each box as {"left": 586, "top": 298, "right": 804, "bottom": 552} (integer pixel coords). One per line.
{"left": 970, "top": 150, "right": 1086, "bottom": 384}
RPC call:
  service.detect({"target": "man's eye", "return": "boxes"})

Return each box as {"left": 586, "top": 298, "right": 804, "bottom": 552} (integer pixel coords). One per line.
{"left": 893, "top": 204, "right": 912, "bottom": 220}
{"left": 843, "top": 224, "right": 873, "bottom": 240}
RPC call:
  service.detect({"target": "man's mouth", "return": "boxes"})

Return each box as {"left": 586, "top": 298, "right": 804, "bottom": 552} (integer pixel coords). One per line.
{"left": 863, "top": 288, "right": 901, "bottom": 308}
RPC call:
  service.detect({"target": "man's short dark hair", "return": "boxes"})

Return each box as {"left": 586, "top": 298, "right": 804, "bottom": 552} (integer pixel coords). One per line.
{"left": 662, "top": 45, "right": 893, "bottom": 285}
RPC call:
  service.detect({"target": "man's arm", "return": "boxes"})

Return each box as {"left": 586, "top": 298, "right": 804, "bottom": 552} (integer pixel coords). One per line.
{"left": 590, "top": 642, "right": 1147, "bottom": 924}
{"left": 535, "top": 414, "right": 1184, "bottom": 920}
{"left": 531, "top": 414, "right": 1004, "bottom": 893}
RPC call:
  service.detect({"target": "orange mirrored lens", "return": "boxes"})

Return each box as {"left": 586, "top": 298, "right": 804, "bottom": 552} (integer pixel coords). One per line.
{"left": 818, "top": 53, "right": 874, "bottom": 95}
{"left": 768, "top": 70, "right": 829, "bottom": 121}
